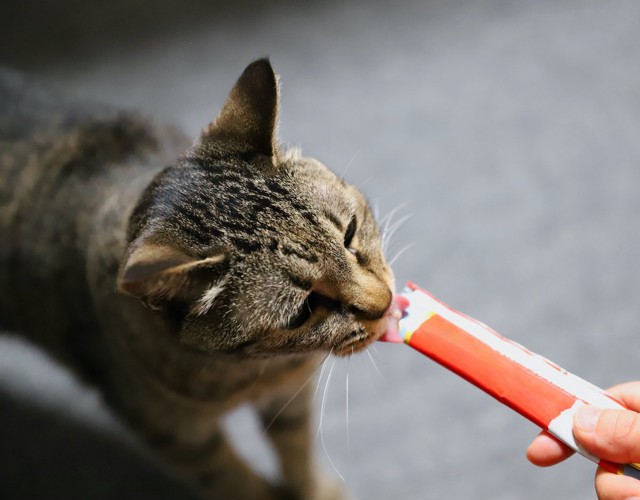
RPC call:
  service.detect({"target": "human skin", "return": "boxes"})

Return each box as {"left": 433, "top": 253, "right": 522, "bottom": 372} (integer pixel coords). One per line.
{"left": 526, "top": 381, "right": 640, "bottom": 500}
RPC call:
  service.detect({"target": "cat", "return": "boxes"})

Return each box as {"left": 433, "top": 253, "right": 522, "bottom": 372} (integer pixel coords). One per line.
{"left": 0, "top": 59, "right": 395, "bottom": 499}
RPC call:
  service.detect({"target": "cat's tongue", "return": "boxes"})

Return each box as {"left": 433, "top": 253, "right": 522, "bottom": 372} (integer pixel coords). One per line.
{"left": 379, "top": 294, "right": 410, "bottom": 343}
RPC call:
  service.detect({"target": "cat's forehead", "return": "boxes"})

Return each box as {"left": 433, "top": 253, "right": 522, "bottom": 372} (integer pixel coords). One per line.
{"left": 286, "top": 155, "right": 363, "bottom": 216}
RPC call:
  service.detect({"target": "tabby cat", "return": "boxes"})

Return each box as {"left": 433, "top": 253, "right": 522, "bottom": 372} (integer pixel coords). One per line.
{"left": 0, "top": 59, "right": 395, "bottom": 499}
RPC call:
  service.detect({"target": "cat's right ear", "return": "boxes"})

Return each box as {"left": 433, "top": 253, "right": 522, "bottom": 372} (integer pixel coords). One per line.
{"left": 117, "top": 240, "right": 227, "bottom": 311}
{"left": 201, "top": 58, "right": 279, "bottom": 158}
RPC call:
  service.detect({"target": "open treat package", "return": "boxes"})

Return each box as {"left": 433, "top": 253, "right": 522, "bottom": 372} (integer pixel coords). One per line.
{"left": 380, "top": 283, "right": 640, "bottom": 480}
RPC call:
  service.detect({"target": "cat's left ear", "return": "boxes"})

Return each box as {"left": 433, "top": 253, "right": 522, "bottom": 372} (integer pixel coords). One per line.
{"left": 117, "top": 239, "right": 228, "bottom": 313}
{"left": 202, "top": 58, "right": 279, "bottom": 158}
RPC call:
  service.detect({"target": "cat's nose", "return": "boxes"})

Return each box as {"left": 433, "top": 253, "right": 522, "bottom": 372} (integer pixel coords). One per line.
{"left": 313, "top": 273, "right": 392, "bottom": 320}
{"left": 347, "top": 284, "right": 392, "bottom": 321}
{"left": 349, "top": 302, "right": 388, "bottom": 321}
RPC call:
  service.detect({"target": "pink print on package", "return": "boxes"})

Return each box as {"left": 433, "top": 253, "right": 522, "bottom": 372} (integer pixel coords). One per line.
{"left": 382, "top": 282, "right": 640, "bottom": 480}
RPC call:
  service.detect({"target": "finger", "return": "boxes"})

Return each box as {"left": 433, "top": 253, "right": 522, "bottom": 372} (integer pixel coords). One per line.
{"left": 574, "top": 405, "right": 640, "bottom": 464}
{"left": 607, "top": 382, "right": 640, "bottom": 413}
{"left": 594, "top": 466, "right": 640, "bottom": 500}
{"left": 526, "top": 431, "right": 575, "bottom": 466}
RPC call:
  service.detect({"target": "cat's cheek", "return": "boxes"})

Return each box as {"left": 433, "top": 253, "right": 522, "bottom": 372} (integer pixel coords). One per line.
{"left": 178, "top": 315, "right": 251, "bottom": 353}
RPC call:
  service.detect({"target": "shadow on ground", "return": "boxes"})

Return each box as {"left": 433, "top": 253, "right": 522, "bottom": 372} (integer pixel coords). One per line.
{"left": 0, "top": 387, "right": 195, "bottom": 500}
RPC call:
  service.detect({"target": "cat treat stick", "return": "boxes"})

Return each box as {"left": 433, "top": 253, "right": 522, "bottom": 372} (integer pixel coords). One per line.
{"left": 382, "top": 283, "right": 640, "bottom": 480}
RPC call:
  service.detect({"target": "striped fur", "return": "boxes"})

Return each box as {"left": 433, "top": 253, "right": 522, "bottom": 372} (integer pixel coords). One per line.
{"left": 0, "top": 59, "right": 393, "bottom": 499}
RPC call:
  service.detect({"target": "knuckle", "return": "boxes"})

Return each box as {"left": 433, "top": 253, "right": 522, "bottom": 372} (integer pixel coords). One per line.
{"left": 608, "top": 411, "right": 637, "bottom": 443}
{"left": 600, "top": 410, "right": 640, "bottom": 461}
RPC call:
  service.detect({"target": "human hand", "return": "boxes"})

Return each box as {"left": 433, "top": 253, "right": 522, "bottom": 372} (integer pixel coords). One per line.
{"left": 526, "top": 381, "right": 640, "bottom": 500}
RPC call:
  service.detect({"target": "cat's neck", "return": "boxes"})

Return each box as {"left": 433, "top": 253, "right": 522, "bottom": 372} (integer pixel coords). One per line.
{"left": 104, "top": 308, "right": 317, "bottom": 410}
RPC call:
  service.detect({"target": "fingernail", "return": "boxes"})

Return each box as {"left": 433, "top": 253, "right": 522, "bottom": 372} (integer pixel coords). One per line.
{"left": 575, "top": 405, "right": 601, "bottom": 433}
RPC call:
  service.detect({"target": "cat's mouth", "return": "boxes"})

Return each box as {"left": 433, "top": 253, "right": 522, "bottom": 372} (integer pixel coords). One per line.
{"left": 334, "top": 294, "right": 405, "bottom": 356}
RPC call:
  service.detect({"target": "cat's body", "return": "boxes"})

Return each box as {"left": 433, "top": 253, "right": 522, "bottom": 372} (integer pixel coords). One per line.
{"left": 0, "top": 60, "right": 394, "bottom": 499}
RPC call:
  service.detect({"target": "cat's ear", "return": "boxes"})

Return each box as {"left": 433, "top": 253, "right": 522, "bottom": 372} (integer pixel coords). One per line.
{"left": 117, "top": 239, "right": 227, "bottom": 312}
{"left": 202, "top": 58, "right": 279, "bottom": 157}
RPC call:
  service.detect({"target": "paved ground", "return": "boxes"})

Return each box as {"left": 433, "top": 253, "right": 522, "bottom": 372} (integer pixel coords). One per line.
{"left": 2, "top": 0, "right": 640, "bottom": 498}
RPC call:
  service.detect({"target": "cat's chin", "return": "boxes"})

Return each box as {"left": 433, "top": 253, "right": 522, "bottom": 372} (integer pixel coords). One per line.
{"left": 333, "top": 318, "right": 391, "bottom": 357}
{"left": 333, "top": 334, "right": 380, "bottom": 357}
{"left": 333, "top": 293, "right": 406, "bottom": 355}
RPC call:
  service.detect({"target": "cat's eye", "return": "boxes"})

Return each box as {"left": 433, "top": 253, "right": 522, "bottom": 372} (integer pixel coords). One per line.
{"left": 284, "top": 296, "right": 313, "bottom": 329}
{"left": 344, "top": 216, "right": 357, "bottom": 252}
{"left": 283, "top": 293, "right": 341, "bottom": 329}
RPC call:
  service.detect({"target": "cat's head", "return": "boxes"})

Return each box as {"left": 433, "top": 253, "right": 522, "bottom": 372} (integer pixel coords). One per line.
{"left": 117, "top": 59, "right": 394, "bottom": 357}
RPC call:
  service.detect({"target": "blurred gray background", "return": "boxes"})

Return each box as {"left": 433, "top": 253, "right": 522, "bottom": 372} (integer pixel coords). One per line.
{"left": 1, "top": 0, "right": 639, "bottom": 498}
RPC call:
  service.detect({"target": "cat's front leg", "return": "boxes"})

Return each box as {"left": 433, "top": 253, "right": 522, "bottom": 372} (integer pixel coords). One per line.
{"left": 257, "top": 381, "right": 347, "bottom": 500}
{"left": 136, "top": 420, "right": 282, "bottom": 500}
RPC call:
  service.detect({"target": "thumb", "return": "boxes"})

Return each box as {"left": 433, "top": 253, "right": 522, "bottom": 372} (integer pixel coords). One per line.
{"left": 574, "top": 405, "right": 640, "bottom": 464}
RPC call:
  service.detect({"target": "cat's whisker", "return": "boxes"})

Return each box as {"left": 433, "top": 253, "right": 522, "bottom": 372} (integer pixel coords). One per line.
{"left": 385, "top": 212, "right": 411, "bottom": 237}
{"left": 388, "top": 242, "right": 416, "bottom": 266}
{"left": 380, "top": 203, "right": 409, "bottom": 253}
{"left": 262, "top": 352, "right": 330, "bottom": 434}
{"left": 316, "top": 359, "right": 344, "bottom": 482}
{"left": 382, "top": 214, "right": 412, "bottom": 254}
{"left": 385, "top": 236, "right": 410, "bottom": 260}
{"left": 313, "top": 349, "right": 333, "bottom": 402}
{"left": 246, "top": 359, "right": 271, "bottom": 392}
{"left": 354, "top": 174, "right": 376, "bottom": 192}
{"left": 379, "top": 202, "right": 408, "bottom": 228}
{"left": 338, "top": 149, "right": 361, "bottom": 182}
{"left": 320, "top": 419, "right": 345, "bottom": 482}
{"left": 366, "top": 348, "right": 385, "bottom": 381}
{"left": 345, "top": 361, "right": 351, "bottom": 454}
{"left": 316, "top": 359, "right": 336, "bottom": 440}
